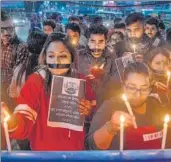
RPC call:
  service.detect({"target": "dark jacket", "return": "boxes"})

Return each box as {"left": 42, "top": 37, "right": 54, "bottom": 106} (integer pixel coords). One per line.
{"left": 78, "top": 46, "right": 117, "bottom": 76}
{"left": 114, "top": 35, "right": 152, "bottom": 58}
{"left": 150, "top": 35, "right": 166, "bottom": 48}
{"left": 77, "top": 46, "right": 117, "bottom": 107}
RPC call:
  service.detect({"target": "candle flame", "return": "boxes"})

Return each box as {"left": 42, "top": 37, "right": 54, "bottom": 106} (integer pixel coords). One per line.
{"left": 3, "top": 110, "right": 10, "bottom": 123}
{"left": 122, "top": 94, "right": 128, "bottom": 102}
{"left": 132, "top": 44, "right": 136, "bottom": 50}
{"left": 167, "top": 71, "right": 171, "bottom": 78}
{"left": 120, "top": 115, "right": 125, "bottom": 123}
{"left": 72, "top": 40, "right": 77, "bottom": 45}
{"left": 164, "top": 114, "right": 170, "bottom": 123}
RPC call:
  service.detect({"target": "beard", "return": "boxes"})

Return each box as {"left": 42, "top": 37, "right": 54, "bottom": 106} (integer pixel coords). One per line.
{"left": 147, "top": 33, "right": 153, "bottom": 38}
{"left": 129, "top": 37, "right": 142, "bottom": 44}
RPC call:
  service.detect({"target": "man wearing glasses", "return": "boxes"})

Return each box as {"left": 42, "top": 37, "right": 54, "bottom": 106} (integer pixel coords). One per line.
{"left": 1, "top": 10, "right": 29, "bottom": 106}
{"left": 1, "top": 10, "right": 29, "bottom": 150}
{"left": 85, "top": 62, "right": 171, "bottom": 150}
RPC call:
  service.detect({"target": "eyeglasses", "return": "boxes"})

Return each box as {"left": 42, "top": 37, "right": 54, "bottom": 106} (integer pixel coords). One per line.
{"left": 125, "top": 85, "right": 151, "bottom": 95}
{"left": 1, "top": 27, "right": 14, "bottom": 33}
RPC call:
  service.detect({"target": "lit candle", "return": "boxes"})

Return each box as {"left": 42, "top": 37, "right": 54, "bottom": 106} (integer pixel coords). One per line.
{"left": 122, "top": 94, "right": 137, "bottom": 129}
{"left": 120, "top": 115, "right": 125, "bottom": 152}
{"left": 71, "top": 39, "right": 77, "bottom": 46}
{"left": 100, "top": 63, "right": 105, "bottom": 69}
{"left": 161, "top": 114, "right": 170, "bottom": 150}
{"left": 3, "top": 110, "right": 11, "bottom": 152}
{"left": 167, "top": 71, "right": 171, "bottom": 88}
{"left": 72, "top": 41, "right": 76, "bottom": 45}
{"left": 132, "top": 44, "right": 136, "bottom": 53}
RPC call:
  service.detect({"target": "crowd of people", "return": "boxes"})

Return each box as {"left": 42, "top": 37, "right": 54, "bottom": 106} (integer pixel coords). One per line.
{"left": 1, "top": 9, "right": 171, "bottom": 151}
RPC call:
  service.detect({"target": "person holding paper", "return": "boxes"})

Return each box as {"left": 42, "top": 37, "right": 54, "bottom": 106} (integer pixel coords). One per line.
{"left": 1, "top": 32, "right": 95, "bottom": 151}
{"left": 85, "top": 62, "right": 171, "bottom": 150}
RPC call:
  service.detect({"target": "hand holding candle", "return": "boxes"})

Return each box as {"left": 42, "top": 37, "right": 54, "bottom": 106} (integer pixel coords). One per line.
{"left": 161, "top": 114, "right": 170, "bottom": 150}
{"left": 89, "top": 63, "right": 105, "bottom": 79}
{"left": 122, "top": 94, "right": 137, "bottom": 129}
{"left": 77, "top": 99, "right": 92, "bottom": 116}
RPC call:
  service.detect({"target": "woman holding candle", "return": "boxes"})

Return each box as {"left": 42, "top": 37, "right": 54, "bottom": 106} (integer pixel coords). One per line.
{"left": 85, "top": 62, "right": 171, "bottom": 150}
{"left": 144, "top": 47, "right": 171, "bottom": 106}
{"left": 1, "top": 33, "right": 95, "bottom": 151}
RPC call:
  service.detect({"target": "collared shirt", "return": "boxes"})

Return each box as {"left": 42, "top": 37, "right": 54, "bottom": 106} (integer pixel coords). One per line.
{"left": 1, "top": 37, "right": 30, "bottom": 84}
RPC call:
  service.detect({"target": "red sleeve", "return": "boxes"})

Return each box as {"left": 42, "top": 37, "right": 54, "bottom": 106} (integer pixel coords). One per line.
{"left": 10, "top": 74, "right": 44, "bottom": 139}
{"left": 79, "top": 73, "right": 97, "bottom": 125}
{"left": 79, "top": 73, "right": 95, "bottom": 102}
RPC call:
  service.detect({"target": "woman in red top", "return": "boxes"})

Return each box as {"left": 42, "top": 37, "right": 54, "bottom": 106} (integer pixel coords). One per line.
{"left": 1, "top": 33, "right": 95, "bottom": 151}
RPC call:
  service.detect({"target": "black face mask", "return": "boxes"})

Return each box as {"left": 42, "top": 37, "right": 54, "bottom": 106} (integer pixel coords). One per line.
{"left": 48, "top": 64, "right": 71, "bottom": 69}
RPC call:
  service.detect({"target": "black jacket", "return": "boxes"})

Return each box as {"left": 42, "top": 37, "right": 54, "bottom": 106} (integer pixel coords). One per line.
{"left": 114, "top": 35, "right": 152, "bottom": 58}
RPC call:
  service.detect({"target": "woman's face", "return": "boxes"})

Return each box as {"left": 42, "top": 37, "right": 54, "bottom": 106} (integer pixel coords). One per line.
{"left": 46, "top": 41, "right": 72, "bottom": 75}
{"left": 150, "top": 53, "right": 169, "bottom": 74}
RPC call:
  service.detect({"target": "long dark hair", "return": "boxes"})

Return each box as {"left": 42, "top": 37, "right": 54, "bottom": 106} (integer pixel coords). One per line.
{"left": 37, "top": 32, "right": 77, "bottom": 93}
{"left": 16, "top": 53, "right": 36, "bottom": 87}
{"left": 144, "top": 47, "right": 170, "bottom": 72}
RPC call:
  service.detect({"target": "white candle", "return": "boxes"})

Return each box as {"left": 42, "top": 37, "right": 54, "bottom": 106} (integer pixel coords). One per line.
{"left": 100, "top": 63, "right": 105, "bottom": 69}
{"left": 3, "top": 114, "right": 11, "bottom": 152}
{"left": 120, "top": 115, "right": 125, "bottom": 152}
{"left": 161, "top": 114, "right": 170, "bottom": 150}
{"left": 167, "top": 71, "right": 171, "bottom": 88}
{"left": 122, "top": 94, "right": 137, "bottom": 129}
{"left": 132, "top": 44, "right": 136, "bottom": 53}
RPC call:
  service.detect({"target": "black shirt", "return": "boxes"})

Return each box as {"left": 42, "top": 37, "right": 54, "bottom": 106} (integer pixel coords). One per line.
{"left": 114, "top": 36, "right": 152, "bottom": 58}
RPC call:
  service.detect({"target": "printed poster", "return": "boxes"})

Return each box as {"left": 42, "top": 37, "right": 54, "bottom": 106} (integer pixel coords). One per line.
{"left": 47, "top": 76, "right": 86, "bottom": 131}
{"left": 115, "top": 54, "right": 136, "bottom": 82}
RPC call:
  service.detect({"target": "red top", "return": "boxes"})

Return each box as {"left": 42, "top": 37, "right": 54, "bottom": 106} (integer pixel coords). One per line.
{"left": 10, "top": 73, "right": 95, "bottom": 151}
